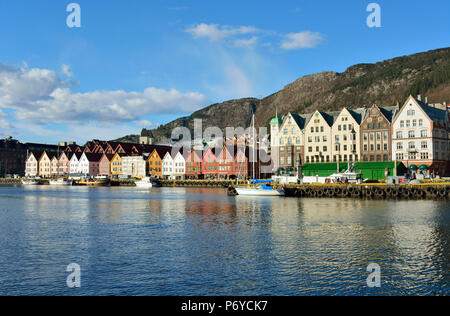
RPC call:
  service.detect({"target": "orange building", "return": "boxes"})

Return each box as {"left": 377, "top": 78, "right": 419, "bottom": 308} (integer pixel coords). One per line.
{"left": 147, "top": 147, "right": 171, "bottom": 178}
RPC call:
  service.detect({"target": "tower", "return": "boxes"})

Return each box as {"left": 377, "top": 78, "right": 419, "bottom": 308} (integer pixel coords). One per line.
{"left": 270, "top": 108, "right": 282, "bottom": 174}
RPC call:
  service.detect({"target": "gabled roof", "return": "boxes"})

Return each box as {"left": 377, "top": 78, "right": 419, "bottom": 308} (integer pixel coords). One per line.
{"left": 70, "top": 152, "right": 83, "bottom": 161}
{"left": 83, "top": 153, "right": 103, "bottom": 162}
{"left": 379, "top": 105, "right": 399, "bottom": 123}
{"left": 101, "top": 153, "right": 115, "bottom": 162}
{"left": 346, "top": 108, "right": 366, "bottom": 124}
{"left": 319, "top": 111, "right": 341, "bottom": 127}
{"left": 28, "top": 151, "right": 44, "bottom": 161}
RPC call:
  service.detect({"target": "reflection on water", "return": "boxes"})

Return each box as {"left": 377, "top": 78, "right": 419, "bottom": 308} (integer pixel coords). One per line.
{"left": 0, "top": 185, "right": 448, "bottom": 295}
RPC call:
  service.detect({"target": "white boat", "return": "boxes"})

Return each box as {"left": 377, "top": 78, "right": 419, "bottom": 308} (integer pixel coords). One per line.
{"left": 22, "top": 179, "right": 39, "bottom": 185}
{"left": 49, "top": 179, "right": 73, "bottom": 186}
{"left": 235, "top": 184, "right": 285, "bottom": 196}
{"left": 135, "top": 177, "right": 153, "bottom": 188}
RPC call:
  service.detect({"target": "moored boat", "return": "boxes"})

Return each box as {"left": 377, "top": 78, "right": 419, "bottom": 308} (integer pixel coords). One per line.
{"left": 22, "top": 179, "right": 40, "bottom": 185}
{"left": 235, "top": 183, "right": 285, "bottom": 196}
{"left": 78, "top": 178, "right": 110, "bottom": 187}
{"left": 49, "top": 178, "right": 73, "bottom": 186}
{"left": 135, "top": 177, "right": 153, "bottom": 188}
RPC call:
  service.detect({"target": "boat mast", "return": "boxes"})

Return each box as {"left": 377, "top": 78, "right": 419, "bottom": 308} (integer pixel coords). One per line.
{"left": 252, "top": 112, "right": 255, "bottom": 181}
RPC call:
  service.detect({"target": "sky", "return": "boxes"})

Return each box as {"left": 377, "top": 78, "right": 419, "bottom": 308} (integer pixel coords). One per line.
{"left": 0, "top": 0, "right": 448, "bottom": 144}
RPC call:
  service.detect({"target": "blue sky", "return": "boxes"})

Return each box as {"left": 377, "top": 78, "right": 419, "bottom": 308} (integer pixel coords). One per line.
{"left": 0, "top": 0, "right": 448, "bottom": 144}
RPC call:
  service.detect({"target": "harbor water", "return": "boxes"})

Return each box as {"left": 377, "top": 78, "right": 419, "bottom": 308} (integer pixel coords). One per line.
{"left": 0, "top": 185, "right": 448, "bottom": 296}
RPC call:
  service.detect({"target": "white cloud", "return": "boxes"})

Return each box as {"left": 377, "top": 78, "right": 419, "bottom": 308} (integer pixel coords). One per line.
{"left": 137, "top": 120, "right": 159, "bottom": 128}
{"left": 185, "top": 23, "right": 260, "bottom": 42}
{"left": 281, "top": 31, "right": 323, "bottom": 50}
{"left": 61, "top": 64, "right": 73, "bottom": 78}
{"left": 234, "top": 37, "right": 259, "bottom": 48}
{"left": 0, "top": 62, "right": 209, "bottom": 125}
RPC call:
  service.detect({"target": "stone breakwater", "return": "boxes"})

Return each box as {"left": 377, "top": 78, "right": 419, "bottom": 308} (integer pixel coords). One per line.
{"left": 0, "top": 178, "right": 21, "bottom": 185}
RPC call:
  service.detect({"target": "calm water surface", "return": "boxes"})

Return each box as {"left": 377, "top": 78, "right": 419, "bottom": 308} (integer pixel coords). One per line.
{"left": 0, "top": 185, "right": 448, "bottom": 296}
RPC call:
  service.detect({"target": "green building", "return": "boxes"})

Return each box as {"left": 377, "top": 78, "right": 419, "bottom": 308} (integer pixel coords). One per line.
{"left": 302, "top": 161, "right": 407, "bottom": 180}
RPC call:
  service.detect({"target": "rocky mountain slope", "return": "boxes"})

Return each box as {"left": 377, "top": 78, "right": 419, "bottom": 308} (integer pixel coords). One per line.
{"left": 115, "top": 47, "right": 450, "bottom": 143}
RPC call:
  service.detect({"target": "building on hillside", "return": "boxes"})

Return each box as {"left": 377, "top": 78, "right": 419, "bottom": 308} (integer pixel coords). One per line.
{"left": 0, "top": 137, "right": 27, "bottom": 177}
{"left": 148, "top": 147, "right": 171, "bottom": 178}
{"left": 111, "top": 153, "right": 124, "bottom": 178}
{"left": 51, "top": 156, "right": 59, "bottom": 176}
{"left": 58, "top": 152, "right": 71, "bottom": 175}
{"left": 140, "top": 129, "right": 154, "bottom": 145}
{"left": 69, "top": 152, "right": 83, "bottom": 175}
{"left": 331, "top": 108, "right": 366, "bottom": 164}
{"left": 99, "top": 154, "right": 114, "bottom": 177}
{"left": 173, "top": 151, "right": 187, "bottom": 180}
{"left": 360, "top": 104, "right": 398, "bottom": 162}
{"left": 38, "top": 152, "right": 57, "bottom": 178}
{"left": 270, "top": 110, "right": 283, "bottom": 174}
{"left": 25, "top": 151, "right": 43, "bottom": 177}
{"left": 202, "top": 147, "right": 218, "bottom": 179}
{"left": 304, "top": 111, "right": 339, "bottom": 165}
{"left": 277, "top": 112, "right": 309, "bottom": 176}
{"left": 122, "top": 156, "right": 147, "bottom": 178}
{"left": 216, "top": 146, "right": 236, "bottom": 179}
{"left": 79, "top": 153, "right": 103, "bottom": 176}
{"left": 162, "top": 152, "right": 174, "bottom": 179}
{"left": 392, "top": 95, "right": 449, "bottom": 176}
{"left": 185, "top": 149, "right": 203, "bottom": 179}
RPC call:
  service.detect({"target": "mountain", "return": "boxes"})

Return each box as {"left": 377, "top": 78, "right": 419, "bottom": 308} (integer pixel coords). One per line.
{"left": 115, "top": 47, "right": 450, "bottom": 143}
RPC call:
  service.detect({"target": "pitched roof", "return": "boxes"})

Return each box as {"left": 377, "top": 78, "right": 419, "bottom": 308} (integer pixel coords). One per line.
{"left": 84, "top": 153, "right": 103, "bottom": 162}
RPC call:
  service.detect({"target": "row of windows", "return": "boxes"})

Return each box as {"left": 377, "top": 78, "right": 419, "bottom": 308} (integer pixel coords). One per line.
{"left": 363, "top": 143, "right": 389, "bottom": 152}
{"left": 395, "top": 130, "right": 428, "bottom": 138}
{"left": 396, "top": 153, "right": 429, "bottom": 160}
{"left": 304, "top": 155, "right": 359, "bottom": 163}
{"left": 363, "top": 132, "right": 388, "bottom": 142}
{"left": 400, "top": 119, "right": 423, "bottom": 128}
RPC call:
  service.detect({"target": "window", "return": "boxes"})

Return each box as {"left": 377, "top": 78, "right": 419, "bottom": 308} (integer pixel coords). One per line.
{"left": 396, "top": 153, "right": 404, "bottom": 160}
{"left": 384, "top": 144, "right": 388, "bottom": 151}
{"left": 338, "top": 125, "right": 342, "bottom": 131}
{"left": 419, "top": 120, "right": 423, "bottom": 127}
{"left": 413, "top": 120, "right": 417, "bottom": 127}
{"left": 384, "top": 132, "right": 388, "bottom": 141}
{"left": 408, "top": 152, "right": 416, "bottom": 160}
{"left": 283, "top": 129, "right": 288, "bottom": 135}
{"left": 377, "top": 132, "right": 381, "bottom": 141}
{"left": 323, "top": 136, "right": 327, "bottom": 142}
{"left": 370, "top": 133, "right": 374, "bottom": 141}
{"left": 296, "top": 137, "right": 301, "bottom": 144}
{"left": 408, "top": 142, "right": 415, "bottom": 150}
{"left": 400, "top": 121, "right": 405, "bottom": 128}
{"left": 320, "top": 126, "right": 324, "bottom": 133}
{"left": 396, "top": 131, "right": 403, "bottom": 139}
{"left": 363, "top": 133, "right": 368, "bottom": 141}
{"left": 311, "top": 127, "right": 314, "bottom": 133}
{"left": 364, "top": 144, "right": 368, "bottom": 151}
{"left": 421, "top": 130, "right": 428, "bottom": 137}
{"left": 308, "top": 147, "right": 313, "bottom": 153}
{"left": 308, "top": 137, "right": 312, "bottom": 143}
{"left": 421, "top": 142, "right": 428, "bottom": 149}
{"left": 323, "top": 146, "right": 328, "bottom": 152}
{"left": 408, "top": 131, "right": 415, "bottom": 138}
{"left": 420, "top": 153, "right": 429, "bottom": 160}
{"left": 406, "top": 121, "right": 410, "bottom": 127}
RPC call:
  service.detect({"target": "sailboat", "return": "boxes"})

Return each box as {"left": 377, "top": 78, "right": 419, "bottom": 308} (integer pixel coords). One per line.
{"left": 234, "top": 112, "right": 285, "bottom": 197}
